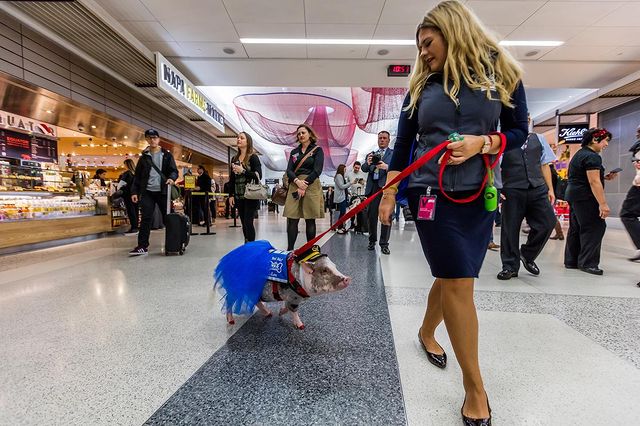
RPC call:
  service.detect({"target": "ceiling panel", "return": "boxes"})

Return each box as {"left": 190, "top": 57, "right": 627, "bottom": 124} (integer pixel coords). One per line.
{"left": 243, "top": 44, "right": 307, "bottom": 59}
{"left": 365, "top": 45, "right": 416, "bottom": 60}
{"left": 122, "top": 21, "right": 175, "bottom": 42}
{"left": 305, "top": 0, "right": 386, "bottom": 24}
{"left": 488, "top": 26, "right": 518, "bottom": 39}
{"left": 141, "top": 0, "right": 226, "bottom": 20}
{"left": 159, "top": 18, "right": 238, "bottom": 42}
{"left": 307, "top": 45, "right": 368, "bottom": 59}
{"left": 379, "top": 0, "right": 439, "bottom": 25}
{"left": 144, "top": 41, "right": 183, "bottom": 57}
{"left": 540, "top": 44, "right": 631, "bottom": 61}
{"left": 373, "top": 24, "right": 415, "bottom": 39}
{"left": 466, "top": 1, "right": 545, "bottom": 26}
{"left": 222, "top": 0, "right": 304, "bottom": 23}
{"left": 234, "top": 23, "right": 305, "bottom": 38}
{"left": 505, "top": 45, "right": 557, "bottom": 60}
{"left": 94, "top": 0, "right": 155, "bottom": 21}
{"left": 597, "top": 3, "right": 640, "bottom": 27}
{"left": 178, "top": 42, "right": 247, "bottom": 58}
{"left": 524, "top": 2, "right": 624, "bottom": 27}
{"left": 567, "top": 27, "right": 640, "bottom": 46}
{"left": 306, "top": 24, "right": 376, "bottom": 38}
{"left": 505, "top": 25, "right": 583, "bottom": 43}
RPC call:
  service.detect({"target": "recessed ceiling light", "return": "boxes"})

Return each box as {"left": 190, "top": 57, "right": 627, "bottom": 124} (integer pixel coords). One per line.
{"left": 500, "top": 40, "right": 563, "bottom": 47}
{"left": 377, "top": 49, "right": 390, "bottom": 56}
{"left": 45, "top": 110, "right": 53, "bottom": 114}
{"left": 124, "top": 136, "right": 128, "bottom": 139}
{"left": 240, "top": 38, "right": 415, "bottom": 46}
{"left": 525, "top": 50, "right": 540, "bottom": 57}
{"left": 91, "top": 125, "right": 96, "bottom": 129}
{"left": 223, "top": 47, "right": 236, "bottom": 54}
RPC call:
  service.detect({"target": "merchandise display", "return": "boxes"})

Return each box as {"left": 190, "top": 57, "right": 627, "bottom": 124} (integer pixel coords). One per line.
{"left": 0, "top": 160, "right": 98, "bottom": 222}
{"left": 0, "top": 192, "right": 96, "bottom": 221}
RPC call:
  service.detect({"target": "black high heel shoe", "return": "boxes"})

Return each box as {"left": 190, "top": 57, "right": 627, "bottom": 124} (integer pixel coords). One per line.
{"left": 418, "top": 330, "right": 447, "bottom": 369}
{"left": 461, "top": 394, "right": 492, "bottom": 426}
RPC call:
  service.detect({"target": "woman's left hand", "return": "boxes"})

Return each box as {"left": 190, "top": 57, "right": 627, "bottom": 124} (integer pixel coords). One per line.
{"left": 438, "top": 135, "right": 484, "bottom": 166}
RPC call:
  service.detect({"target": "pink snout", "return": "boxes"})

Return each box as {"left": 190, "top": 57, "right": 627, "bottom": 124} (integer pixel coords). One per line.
{"left": 338, "top": 276, "right": 351, "bottom": 289}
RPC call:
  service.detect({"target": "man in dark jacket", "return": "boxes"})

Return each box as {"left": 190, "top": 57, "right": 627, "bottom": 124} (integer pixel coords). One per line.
{"left": 497, "top": 130, "right": 557, "bottom": 279}
{"left": 362, "top": 130, "right": 394, "bottom": 254}
{"left": 129, "top": 129, "right": 178, "bottom": 255}
{"left": 194, "top": 164, "right": 212, "bottom": 225}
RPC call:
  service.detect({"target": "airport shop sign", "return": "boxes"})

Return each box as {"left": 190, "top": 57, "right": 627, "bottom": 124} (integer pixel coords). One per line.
{"left": 155, "top": 52, "right": 225, "bottom": 133}
{"left": 0, "top": 110, "right": 57, "bottom": 137}
{"left": 558, "top": 124, "right": 589, "bottom": 144}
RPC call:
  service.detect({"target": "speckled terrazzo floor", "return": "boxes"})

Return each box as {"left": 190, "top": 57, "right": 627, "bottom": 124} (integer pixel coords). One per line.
{"left": 144, "top": 233, "right": 406, "bottom": 425}
{"left": 2, "top": 211, "right": 640, "bottom": 425}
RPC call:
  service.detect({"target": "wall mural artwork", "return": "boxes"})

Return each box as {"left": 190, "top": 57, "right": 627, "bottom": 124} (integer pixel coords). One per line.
{"left": 233, "top": 89, "right": 407, "bottom": 172}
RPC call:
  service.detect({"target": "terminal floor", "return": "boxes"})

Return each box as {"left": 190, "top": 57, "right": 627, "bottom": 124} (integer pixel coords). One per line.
{"left": 1, "top": 210, "right": 639, "bottom": 425}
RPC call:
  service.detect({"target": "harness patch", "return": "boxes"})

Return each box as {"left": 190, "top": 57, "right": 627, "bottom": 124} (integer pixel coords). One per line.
{"left": 267, "top": 249, "right": 290, "bottom": 283}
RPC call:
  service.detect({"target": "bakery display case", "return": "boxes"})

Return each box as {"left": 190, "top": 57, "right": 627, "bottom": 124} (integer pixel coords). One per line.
{"left": 0, "top": 159, "right": 112, "bottom": 251}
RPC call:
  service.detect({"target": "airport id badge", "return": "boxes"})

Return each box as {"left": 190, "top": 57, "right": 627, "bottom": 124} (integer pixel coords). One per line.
{"left": 417, "top": 194, "right": 437, "bottom": 221}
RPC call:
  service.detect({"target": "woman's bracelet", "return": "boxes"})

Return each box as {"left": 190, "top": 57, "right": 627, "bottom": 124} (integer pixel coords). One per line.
{"left": 383, "top": 186, "right": 398, "bottom": 195}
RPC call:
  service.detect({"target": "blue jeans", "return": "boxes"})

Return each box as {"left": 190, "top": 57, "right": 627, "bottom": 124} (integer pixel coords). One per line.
{"left": 337, "top": 199, "right": 348, "bottom": 228}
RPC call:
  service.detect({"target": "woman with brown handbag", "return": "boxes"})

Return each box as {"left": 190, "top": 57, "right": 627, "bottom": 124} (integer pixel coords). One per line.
{"left": 228, "top": 131, "right": 262, "bottom": 243}
{"left": 283, "top": 124, "right": 325, "bottom": 250}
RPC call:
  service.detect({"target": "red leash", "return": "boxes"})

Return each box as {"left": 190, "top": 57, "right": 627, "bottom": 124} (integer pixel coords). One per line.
{"left": 294, "top": 134, "right": 505, "bottom": 257}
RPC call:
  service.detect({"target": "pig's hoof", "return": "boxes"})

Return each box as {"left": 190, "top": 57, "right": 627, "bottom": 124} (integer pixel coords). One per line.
{"left": 296, "top": 324, "right": 305, "bottom": 330}
{"left": 265, "top": 311, "right": 273, "bottom": 318}
{"left": 226, "top": 313, "right": 235, "bottom": 325}
{"left": 279, "top": 307, "right": 288, "bottom": 316}
{"left": 227, "top": 319, "right": 235, "bottom": 325}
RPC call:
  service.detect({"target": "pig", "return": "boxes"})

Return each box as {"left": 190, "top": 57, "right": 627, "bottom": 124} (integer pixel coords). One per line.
{"left": 214, "top": 240, "right": 350, "bottom": 330}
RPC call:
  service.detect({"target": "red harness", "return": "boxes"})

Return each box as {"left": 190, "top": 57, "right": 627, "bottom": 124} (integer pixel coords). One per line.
{"left": 271, "top": 254, "right": 310, "bottom": 301}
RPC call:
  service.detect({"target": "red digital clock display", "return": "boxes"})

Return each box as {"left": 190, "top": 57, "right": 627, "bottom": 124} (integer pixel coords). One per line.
{"left": 387, "top": 64, "right": 411, "bottom": 77}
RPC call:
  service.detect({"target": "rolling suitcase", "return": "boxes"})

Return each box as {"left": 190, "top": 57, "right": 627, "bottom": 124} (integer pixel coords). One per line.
{"left": 165, "top": 189, "right": 190, "bottom": 255}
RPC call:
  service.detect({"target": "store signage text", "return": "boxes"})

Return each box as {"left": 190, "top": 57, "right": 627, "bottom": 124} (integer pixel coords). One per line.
{"left": 0, "top": 110, "right": 57, "bottom": 137}
{"left": 155, "top": 52, "right": 225, "bottom": 132}
{"left": 558, "top": 124, "right": 589, "bottom": 144}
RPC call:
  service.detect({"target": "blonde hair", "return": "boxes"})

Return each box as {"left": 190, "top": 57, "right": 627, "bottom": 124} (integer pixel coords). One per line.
{"left": 406, "top": 0, "right": 522, "bottom": 114}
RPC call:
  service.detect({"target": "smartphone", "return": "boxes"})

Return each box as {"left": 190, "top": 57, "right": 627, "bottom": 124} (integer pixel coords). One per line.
{"left": 608, "top": 167, "right": 623, "bottom": 174}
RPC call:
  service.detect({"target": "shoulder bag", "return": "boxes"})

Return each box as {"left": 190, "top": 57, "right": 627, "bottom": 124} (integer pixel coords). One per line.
{"left": 149, "top": 157, "right": 180, "bottom": 200}
{"left": 272, "top": 146, "right": 318, "bottom": 206}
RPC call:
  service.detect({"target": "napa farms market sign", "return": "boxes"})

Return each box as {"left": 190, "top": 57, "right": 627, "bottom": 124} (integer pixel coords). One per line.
{"left": 155, "top": 52, "right": 225, "bottom": 133}
{"left": 0, "top": 110, "right": 57, "bottom": 137}
{"left": 558, "top": 124, "right": 589, "bottom": 144}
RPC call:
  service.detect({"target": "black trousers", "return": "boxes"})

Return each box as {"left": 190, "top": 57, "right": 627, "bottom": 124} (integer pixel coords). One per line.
{"left": 236, "top": 198, "right": 259, "bottom": 242}
{"left": 138, "top": 190, "right": 168, "bottom": 248}
{"left": 500, "top": 185, "right": 556, "bottom": 272}
{"left": 368, "top": 188, "right": 391, "bottom": 247}
{"left": 621, "top": 186, "right": 640, "bottom": 249}
{"left": 124, "top": 195, "right": 139, "bottom": 230}
{"left": 565, "top": 198, "right": 606, "bottom": 268}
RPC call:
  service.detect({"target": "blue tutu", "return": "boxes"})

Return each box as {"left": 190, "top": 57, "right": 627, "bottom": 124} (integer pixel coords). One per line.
{"left": 214, "top": 240, "right": 275, "bottom": 314}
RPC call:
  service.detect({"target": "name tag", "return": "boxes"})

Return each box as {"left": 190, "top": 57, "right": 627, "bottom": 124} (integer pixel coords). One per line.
{"left": 417, "top": 195, "right": 437, "bottom": 221}
{"left": 267, "top": 250, "right": 290, "bottom": 283}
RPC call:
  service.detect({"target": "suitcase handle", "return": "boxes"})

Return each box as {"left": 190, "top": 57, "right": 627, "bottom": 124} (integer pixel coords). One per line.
{"left": 166, "top": 183, "right": 172, "bottom": 215}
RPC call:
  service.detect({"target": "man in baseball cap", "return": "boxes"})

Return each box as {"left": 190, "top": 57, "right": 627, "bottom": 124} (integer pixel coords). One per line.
{"left": 129, "top": 128, "right": 178, "bottom": 255}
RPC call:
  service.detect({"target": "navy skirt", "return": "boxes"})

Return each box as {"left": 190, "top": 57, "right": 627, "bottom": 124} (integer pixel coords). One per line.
{"left": 407, "top": 188, "right": 495, "bottom": 278}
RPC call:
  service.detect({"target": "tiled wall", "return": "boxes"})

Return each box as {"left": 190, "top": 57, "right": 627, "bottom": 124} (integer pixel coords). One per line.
{"left": 0, "top": 10, "right": 227, "bottom": 163}
{"left": 599, "top": 98, "right": 640, "bottom": 217}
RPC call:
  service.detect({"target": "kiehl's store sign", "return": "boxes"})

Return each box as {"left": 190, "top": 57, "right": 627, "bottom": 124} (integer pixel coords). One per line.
{"left": 558, "top": 124, "right": 589, "bottom": 144}
{"left": 155, "top": 52, "right": 225, "bottom": 132}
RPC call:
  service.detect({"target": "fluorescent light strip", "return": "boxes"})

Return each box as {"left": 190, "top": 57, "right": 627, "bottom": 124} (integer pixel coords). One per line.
{"left": 240, "top": 38, "right": 564, "bottom": 47}
{"left": 499, "top": 40, "right": 563, "bottom": 47}
{"left": 240, "top": 38, "right": 415, "bottom": 46}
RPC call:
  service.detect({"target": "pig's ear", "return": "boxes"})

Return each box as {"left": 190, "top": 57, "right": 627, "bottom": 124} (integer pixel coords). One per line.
{"left": 300, "top": 261, "right": 315, "bottom": 275}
